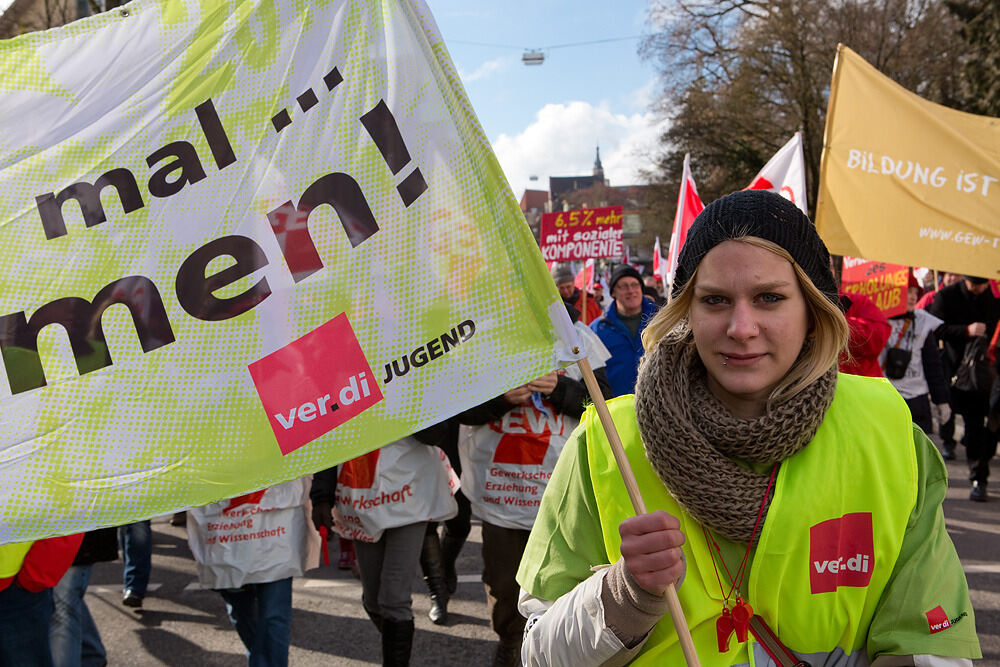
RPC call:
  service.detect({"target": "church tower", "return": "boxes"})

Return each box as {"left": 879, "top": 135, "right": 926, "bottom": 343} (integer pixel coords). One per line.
{"left": 592, "top": 145, "right": 605, "bottom": 185}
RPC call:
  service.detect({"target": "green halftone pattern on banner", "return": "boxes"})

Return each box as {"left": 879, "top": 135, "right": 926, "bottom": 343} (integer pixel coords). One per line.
{"left": 0, "top": 0, "right": 563, "bottom": 543}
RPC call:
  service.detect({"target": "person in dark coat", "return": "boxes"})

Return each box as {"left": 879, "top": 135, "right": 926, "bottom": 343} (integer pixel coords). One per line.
{"left": 928, "top": 275, "right": 1000, "bottom": 501}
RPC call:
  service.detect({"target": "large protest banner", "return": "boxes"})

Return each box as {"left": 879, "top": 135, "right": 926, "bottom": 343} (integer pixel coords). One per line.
{"left": 0, "top": 0, "right": 570, "bottom": 543}
{"left": 816, "top": 45, "right": 1000, "bottom": 279}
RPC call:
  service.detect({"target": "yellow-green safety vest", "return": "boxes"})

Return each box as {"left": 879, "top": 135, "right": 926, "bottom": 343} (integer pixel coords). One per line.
{"left": 585, "top": 373, "right": 917, "bottom": 666}
{"left": 0, "top": 542, "right": 34, "bottom": 580}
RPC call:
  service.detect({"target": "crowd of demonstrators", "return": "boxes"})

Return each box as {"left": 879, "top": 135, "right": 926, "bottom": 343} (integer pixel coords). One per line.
{"left": 551, "top": 264, "right": 602, "bottom": 325}
{"left": 516, "top": 191, "right": 979, "bottom": 665}
{"left": 187, "top": 479, "right": 319, "bottom": 667}
{"left": 312, "top": 431, "right": 458, "bottom": 667}
{"left": 878, "top": 274, "right": 951, "bottom": 436}
{"left": 6, "top": 203, "right": 992, "bottom": 667}
{"left": 927, "top": 275, "right": 1000, "bottom": 501}
{"left": 590, "top": 264, "right": 660, "bottom": 396}
{"left": 455, "top": 301, "right": 613, "bottom": 666}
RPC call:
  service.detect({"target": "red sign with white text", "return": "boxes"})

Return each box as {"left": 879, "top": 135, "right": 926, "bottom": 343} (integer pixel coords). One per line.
{"left": 249, "top": 314, "right": 383, "bottom": 455}
{"left": 809, "top": 512, "right": 875, "bottom": 594}
{"left": 539, "top": 206, "right": 623, "bottom": 261}
{"left": 840, "top": 257, "right": 909, "bottom": 318}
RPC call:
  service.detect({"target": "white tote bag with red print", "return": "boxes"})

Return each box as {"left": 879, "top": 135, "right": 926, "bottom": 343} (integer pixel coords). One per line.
{"left": 333, "top": 437, "right": 458, "bottom": 543}
{"left": 187, "top": 477, "right": 320, "bottom": 590}
{"left": 459, "top": 402, "right": 576, "bottom": 531}
{"left": 458, "top": 321, "right": 608, "bottom": 530}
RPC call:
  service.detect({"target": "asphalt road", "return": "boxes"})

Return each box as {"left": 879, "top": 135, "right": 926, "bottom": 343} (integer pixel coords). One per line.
{"left": 84, "top": 451, "right": 1000, "bottom": 665}
{"left": 87, "top": 519, "right": 496, "bottom": 666}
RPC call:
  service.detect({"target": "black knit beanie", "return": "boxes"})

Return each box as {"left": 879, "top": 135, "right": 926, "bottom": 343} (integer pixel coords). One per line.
{"left": 610, "top": 264, "right": 642, "bottom": 292}
{"left": 671, "top": 190, "right": 838, "bottom": 305}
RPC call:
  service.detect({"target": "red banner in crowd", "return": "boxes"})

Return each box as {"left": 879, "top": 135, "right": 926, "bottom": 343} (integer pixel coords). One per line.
{"left": 539, "top": 206, "right": 623, "bottom": 261}
{"left": 840, "top": 257, "right": 909, "bottom": 317}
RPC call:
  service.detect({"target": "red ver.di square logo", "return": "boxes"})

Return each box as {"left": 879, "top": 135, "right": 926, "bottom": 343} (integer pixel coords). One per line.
{"left": 809, "top": 512, "right": 875, "bottom": 594}
{"left": 249, "top": 314, "right": 383, "bottom": 455}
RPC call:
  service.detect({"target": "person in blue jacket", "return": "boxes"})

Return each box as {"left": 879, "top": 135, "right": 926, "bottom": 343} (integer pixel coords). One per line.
{"left": 590, "top": 264, "right": 660, "bottom": 396}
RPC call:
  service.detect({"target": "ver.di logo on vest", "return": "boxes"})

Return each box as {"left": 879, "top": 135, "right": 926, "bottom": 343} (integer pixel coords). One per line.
{"left": 809, "top": 512, "right": 875, "bottom": 594}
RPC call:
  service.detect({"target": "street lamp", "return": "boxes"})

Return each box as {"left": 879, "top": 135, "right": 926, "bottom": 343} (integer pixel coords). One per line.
{"left": 522, "top": 50, "right": 545, "bottom": 66}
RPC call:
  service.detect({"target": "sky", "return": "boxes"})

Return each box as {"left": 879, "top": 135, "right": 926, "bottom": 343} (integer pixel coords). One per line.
{"left": 426, "top": 0, "right": 666, "bottom": 201}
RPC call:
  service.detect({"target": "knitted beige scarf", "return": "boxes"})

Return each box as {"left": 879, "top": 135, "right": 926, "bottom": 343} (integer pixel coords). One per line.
{"left": 634, "top": 328, "right": 838, "bottom": 544}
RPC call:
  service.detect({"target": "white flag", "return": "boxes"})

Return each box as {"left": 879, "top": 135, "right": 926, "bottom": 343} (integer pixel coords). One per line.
{"left": 746, "top": 132, "right": 808, "bottom": 215}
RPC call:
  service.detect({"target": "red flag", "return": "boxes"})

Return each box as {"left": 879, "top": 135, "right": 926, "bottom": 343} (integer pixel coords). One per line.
{"left": 574, "top": 258, "right": 595, "bottom": 290}
{"left": 665, "top": 154, "right": 704, "bottom": 287}
{"left": 652, "top": 236, "right": 665, "bottom": 281}
{"left": 745, "top": 132, "right": 808, "bottom": 214}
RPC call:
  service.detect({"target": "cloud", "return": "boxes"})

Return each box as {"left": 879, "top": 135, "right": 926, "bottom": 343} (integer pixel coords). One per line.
{"left": 492, "top": 96, "right": 668, "bottom": 201}
{"left": 458, "top": 56, "right": 511, "bottom": 84}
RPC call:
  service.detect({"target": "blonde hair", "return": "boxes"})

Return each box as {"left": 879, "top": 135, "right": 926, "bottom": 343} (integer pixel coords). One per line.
{"left": 642, "top": 236, "right": 849, "bottom": 405}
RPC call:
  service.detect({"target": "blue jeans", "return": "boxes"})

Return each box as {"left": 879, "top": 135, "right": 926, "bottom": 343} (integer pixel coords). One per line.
{"left": 50, "top": 565, "right": 106, "bottom": 667}
{"left": 118, "top": 521, "right": 151, "bottom": 596}
{"left": 0, "top": 583, "right": 54, "bottom": 667}
{"left": 218, "top": 578, "right": 292, "bottom": 667}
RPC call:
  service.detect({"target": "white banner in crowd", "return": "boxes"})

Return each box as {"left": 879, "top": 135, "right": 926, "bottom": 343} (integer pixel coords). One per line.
{"left": 0, "top": 0, "right": 571, "bottom": 543}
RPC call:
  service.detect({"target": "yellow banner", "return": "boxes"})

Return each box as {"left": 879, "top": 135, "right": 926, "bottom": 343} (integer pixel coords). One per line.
{"left": 816, "top": 45, "right": 1000, "bottom": 279}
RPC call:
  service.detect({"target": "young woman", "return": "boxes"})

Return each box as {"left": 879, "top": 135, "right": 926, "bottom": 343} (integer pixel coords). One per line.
{"left": 516, "top": 191, "right": 980, "bottom": 666}
{"left": 879, "top": 274, "right": 951, "bottom": 435}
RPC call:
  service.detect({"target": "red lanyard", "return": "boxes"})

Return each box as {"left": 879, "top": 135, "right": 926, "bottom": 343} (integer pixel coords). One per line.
{"left": 703, "top": 463, "right": 778, "bottom": 653}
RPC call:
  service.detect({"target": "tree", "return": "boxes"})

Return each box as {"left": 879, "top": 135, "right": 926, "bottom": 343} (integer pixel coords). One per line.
{"left": 0, "top": 0, "right": 77, "bottom": 38}
{"left": 640, "top": 0, "right": 966, "bottom": 225}
{"left": 0, "top": 0, "right": 124, "bottom": 38}
{"left": 946, "top": 0, "right": 1000, "bottom": 116}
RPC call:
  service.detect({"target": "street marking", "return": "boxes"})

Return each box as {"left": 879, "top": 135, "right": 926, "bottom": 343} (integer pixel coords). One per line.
{"left": 301, "top": 579, "right": 359, "bottom": 589}
{"left": 946, "top": 518, "right": 1000, "bottom": 536}
{"left": 963, "top": 562, "right": 1000, "bottom": 574}
{"left": 89, "top": 583, "right": 162, "bottom": 595}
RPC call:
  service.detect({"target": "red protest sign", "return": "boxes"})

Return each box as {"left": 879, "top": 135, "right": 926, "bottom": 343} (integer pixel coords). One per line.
{"left": 840, "top": 257, "right": 909, "bottom": 318}
{"left": 539, "top": 206, "right": 623, "bottom": 261}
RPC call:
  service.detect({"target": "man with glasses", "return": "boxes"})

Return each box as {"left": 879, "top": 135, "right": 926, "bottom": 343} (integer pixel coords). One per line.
{"left": 590, "top": 265, "right": 659, "bottom": 396}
